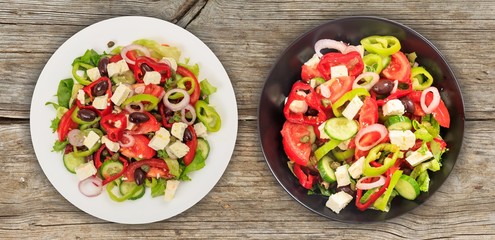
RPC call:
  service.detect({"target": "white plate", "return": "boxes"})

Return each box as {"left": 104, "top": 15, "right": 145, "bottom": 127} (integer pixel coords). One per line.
{"left": 30, "top": 16, "right": 237, "bottom": 224}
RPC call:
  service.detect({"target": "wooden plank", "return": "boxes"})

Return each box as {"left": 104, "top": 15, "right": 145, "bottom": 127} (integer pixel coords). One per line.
{"left": 0, "top": 119, "right": 494, "bottom": 238}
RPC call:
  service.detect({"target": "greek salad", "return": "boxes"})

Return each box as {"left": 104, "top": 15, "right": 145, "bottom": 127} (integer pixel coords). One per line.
{"left": 281, "top": 36, "right": 450, "bottom": 213}
{"left": 47, "top": 39, "right": 222, "bottom": 202}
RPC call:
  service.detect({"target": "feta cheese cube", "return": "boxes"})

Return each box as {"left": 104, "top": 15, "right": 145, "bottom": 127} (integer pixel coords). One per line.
{"left": 148, "top": 127, "right": 171, "bottom": 151}
{"left": 75, "top": 160, "right": 97, "bottom": 181}
{"left": 107, "top": 62, "right": 120, "bottom": 77}
{"left": 165, "top": 147, "right": 178, "bottom": 159}
{"left": 382, "top": 99, "right": 405, "bottom": 116}
{"left": 168, "top": 141, "right": 190, "bottom": 158}
{"left": 86, "top": 67, "right": 101, "bottom": 81}
{"left": 161, "top": 57, "right": 178, "bottom": 71}
{"left": 348, "top": 156, "right": 365, "bottom": 179}
{"left": 326, "top": 191, "right": 353, "bottom": 214}
{"left": 143, "top": 71, "right": 162, "bottom": 85}
{"left": 389, "top": 130, "right": 416, "bottom": 150}
{"left": 164, "top": 180, "right": 180, "bottom": 201}
{"left": 342, "top": 95, "right": 364, "bottom": 120}
{"left": 76, "top": 89, "right": 85, "bottom": 104}
{"left": 318, "top": 121, "right": 330, "bottom": 139}
{"left": 83, "top": 131, "right": 100, "bottom": 150}
{"left": 101, "top": 135, "right": 120, "bottom": 152}
{"left": 304, "top": 54, "right": 320, "bottom": 68}
{"left": 111, "top": 84, "right": 131, "bottom": 105}
{"left": 289, "top": 100, "right": 308, "bottom": 113}
{"left": 92, "top": 94, "right": 108, "bottom": 110}
{"left": 125, "top": 114, "right": 135, "bottom": 130}
{"left": 335, "top": 165, "right": 351, "bottom": 187}
{"left": 406, "top": 149, "right": 433, "bottom": 167}
{"left": 171, "top": 122, "right": 188, "bottom": 141}
{"left": 330, "top": 65, "right": 348, "bottom": 78}
{"left": 338, "top": 139, "right": 350, "bottom": 150}
{"left": 194, "top": 122, "right": 208, "bottom": 138}
{"left": 117, "top": 59, "right": 129, "bottom": 73}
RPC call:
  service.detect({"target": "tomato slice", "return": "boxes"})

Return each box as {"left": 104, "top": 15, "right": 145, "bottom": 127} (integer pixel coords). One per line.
{"left": 432, "top": 99, "right": 450, "bottom": 128}
{"left": 120, "top": 134, "right": 156, "bottom": 159}
{"left": 317, "top": 76, "right": 353, "bottom": 104}
{"left": 129, "top": 111, "right": 161, "bottom": 134}
{"left": 280, "top": 121, "right": 312, "bottom": 166}
{"left": 358, "top": 97, "right": 378, "bottom": 129}
{"left": 301, "top": 64, "right": 321, "bottom": 82}
{"left": 381, "top": 51, "right": 411, "bottom": 82}
{"left": 317, "top": 51, "right": 364, "bottom": 80}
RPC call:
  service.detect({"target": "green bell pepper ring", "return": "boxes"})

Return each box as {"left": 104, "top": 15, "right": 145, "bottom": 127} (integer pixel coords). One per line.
{"left": 73, "top": 128, "right": 103, "bottom": 157}
{"left": 168, "top": 77, "right": 195, "bottom": 100}
{"left": 121, "top": 94, "right": 159, "bottom": 111}
{"left": 70, "top": 107, "right": 100, "bottom": 125}
{"left": 411, "top": 67, "right": 434, "bottom": 90}
{"left": 363, "top": 53, "right": 385, "bottom": 74}
{"left": 373, "top": 169, "right": 403, "bottom": 211}
{"left": 195, "top": 100, "right": 221, "bottom": 132}
{"left": 332, "top": 88, "right": 370, "bottom": 117}
{"left": 363, "top": 143, "right": 401, "bottom": 177}
{"left": 331, "top": 148, "right": 355, "bottom": 162}
{"left": 360, "top": 36, "right": 401, "bottom": 56}
{"left": 71, "top": 63, "right": 92, "bottom": 85}
{"left": 106, "top": 181, "right": 139, "bottom": 202}
{"left": 314, "top": 138, "right": 341, "bottom": 160}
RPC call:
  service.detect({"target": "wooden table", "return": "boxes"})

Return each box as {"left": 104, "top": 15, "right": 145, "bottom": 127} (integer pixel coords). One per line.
{"left": 1, "top": 0, "right": 494, "bottom": 238}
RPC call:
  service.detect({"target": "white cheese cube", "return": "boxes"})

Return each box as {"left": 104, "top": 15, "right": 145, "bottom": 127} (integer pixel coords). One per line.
{"left": 168, "top": 141, "right": 190, "bottom": 158}
{"left": 148, "top": 127, "right": 171, "bottom": 151}
{"left": 335, "top": 165, "right": 351, "bottom": 187}
{"left": 171, "top": 122, "right": 188, "bottom": 141}
{"left": 165, "top": 147, "right": 178, "bottom": 159}
{"left": 125, "top": 114, "right": 135, "bottom": 130}
{"left": 338, "top": 139, "right": 350, "bottom": 150}
{"left": 75, "top": 160, "right": 97, "bottom": 181}
{"left": 389, "top": 130, "right": 416, "bottom": 151}
{"left": 289, "top": 100, "right": 308, "bottom": 113}
{"left": 348, "top": 156, "right": 365, "bottom": 179}
{"left": 382, "top": 99, "right": 405, "bottom": 116}
{"left": 76, "top": 89, "right": 85, "bottom": 104}
{"left": 406, "top": 149, "right": 434, "bottom": 167}
{"left": 164, "top": 180, "right": 180, "bottom": 201}
{"left": 342, "top": 95, "right": 364, "bottom": 120}
{"left": 83, "top": 131, "right": 100, "bottom": 150}
{"left": 117, "top": 59, "right": 130, "bottom": 73}
{"left": 107, "top": 62, "right": 120, "bottom": 77}
{"left": 326, "top": 191, "right": 353, "bottom": 214}
{"left": 101, "top": 135, "right": 120, "bottom": 152}
{"left": 318, "top": 121, "right": 330, "bottom": 139}
{"left": 86, "top": 67, "right": 101, "bottom": 81}
{"left": 92, "top": 94, "right": 108, "bottom": 110}
{"left": 161, "top": 57, "right": 178, "bottom": 71}
{"left": 330, "top": 65, "right": 348, "bottom": 78}
{"left": 143, "top": 71, "right": 161, "bottom": 85}
{"left": 304, "top": 54, "right": 320, "bottom": 68}
{"left": 111, "top": 84, "right": 131, "bottom": 105}
{"left": 193, "top": 122, "right": 208, "bottom": 138}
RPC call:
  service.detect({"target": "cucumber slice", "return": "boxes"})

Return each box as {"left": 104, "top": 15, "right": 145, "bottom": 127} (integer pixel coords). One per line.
{"left": 100, "top": 160, "right": 124, "bottom": 180}
{"left": 395, "top": 175, "right": 420, "bottom": 200}
{"left": 119, "top": 181, "right": 145, "bottom": 200}
{"left": 324, "top": 117, "right": 358, "bottom": 141}
{"left": 197, "top": 138, "right": 210, "bottom": 159}
{"left": 63, "top": 152, "right": 86, "bottom": 173}
{"left": 385, "top": 115, "right": 412, "bottom": 131}
{"left": 317, "top": 156, "right": 337, "bottom": 183}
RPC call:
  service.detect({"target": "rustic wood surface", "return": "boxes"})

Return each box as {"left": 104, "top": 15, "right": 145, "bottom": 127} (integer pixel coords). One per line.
{"left": 1, "top": 0, "right": 494, "bottom": 239}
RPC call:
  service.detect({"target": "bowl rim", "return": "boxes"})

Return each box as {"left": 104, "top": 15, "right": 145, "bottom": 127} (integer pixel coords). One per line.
{"left": 257, "top": 15, "right": 465, "bottom": 223}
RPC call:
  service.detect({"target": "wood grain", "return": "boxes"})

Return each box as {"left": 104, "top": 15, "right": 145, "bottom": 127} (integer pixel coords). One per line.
{"left": 1, "top": 0, "right": 494, "bottom": 239}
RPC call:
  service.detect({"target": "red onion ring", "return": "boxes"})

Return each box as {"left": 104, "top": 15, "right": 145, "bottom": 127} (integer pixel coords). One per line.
{"left": 421, "top": 86, "right": 441, "bottom": 114}
{"left": 68, "top": 129, "right": 85, "bottom": 147}
{"left": 390, "top": 80, "right": 399, "bottom": 94}
{"left": 314, "top": 39, "right": 347, "bottom": 58}
{"left": 159, "top": 58, "right": 178, "bottom": 71}
{"left": 352, "top": 72, "right": 380, "bottom": 91}
{"left": 354, "top": 124, "right": 388, "bottom": 151}
{"left": 133, "top": 85, "right": 145, "bottom": 94}
{"left": 356, "top": 176, "right": 386, "bottom": 190}
{"left": 343, "top": 45, "right": 364, "bottom": 57}
{"left": 181, "top": 104, "right": 197, "bottom": 125}
{"left": 163, "top": 88, "right": 190, "bottom": 111}
{"left": 124, "top": 102, "right": 144, "bottom": 113}
{"left": 78, "top": 175, "right": 103, "bottom": 197}
{"left": 119, "top": 132, "right": 135, "bottom": 148}
{"left": 120, "top": 44, "right": 151, "bottom": 65}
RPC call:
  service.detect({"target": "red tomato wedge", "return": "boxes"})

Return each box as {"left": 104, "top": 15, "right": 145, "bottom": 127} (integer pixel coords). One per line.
{"left": 382, "top": 51, "right": 411, "bottom": 82}
{"left": 129, "top": 111, "right": 161, "bottom": 135}
{"left": 301, "top": 64, "right": 322, "bottom": 82}
{"left": 280, "top": 121, "right": 312, "bottom": 166}
{"left": 358, "top": 97, "right": 378, "bottom": 129}
{"left": 317, "top": 51, "right": 364, "bottom": 80}
{"left": 120, "top": 134, "right": 156, "bottom": 159}
{"left": 317, "top": 76, "right": 353, "bottom": 104}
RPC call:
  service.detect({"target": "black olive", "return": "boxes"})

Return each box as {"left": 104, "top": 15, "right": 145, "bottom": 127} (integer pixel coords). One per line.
{"left": 400, "top": 96, "right": 415, "bottom": 114}
{"left": 305, "top": 108, "right": 319, "bottom": 116}
{"left": 372, "top": 79, "right": 394, "bottom": 95}
{"left": 134, "top": 168, "right": 146, "bottom": 185}
{"left": 129, "top": 112, "right": 150, "bottom": 124}
{"left": 92, "top": 80, "right": 109, "bottom": 96}
{"left": 98, "top": 57, "right": 110, "bottom": 77}
{"left": 183, "top": 128, "right": 193, "bottom": 142}
{"left": 77, "top": 108, "right": 98, "bottom": 122}
{"left": 140, "top": 63, "right": 153, "bottom": 73}
{"left": 336, "top": 186, "right": 356, "bottom": 197}
{"left": 165, "top": 108, "right": 174, "bottom": 117}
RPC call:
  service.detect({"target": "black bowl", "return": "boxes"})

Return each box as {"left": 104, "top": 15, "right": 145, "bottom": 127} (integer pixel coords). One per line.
{"left": 258, "top": 16, "right": 465, "bottom": 222}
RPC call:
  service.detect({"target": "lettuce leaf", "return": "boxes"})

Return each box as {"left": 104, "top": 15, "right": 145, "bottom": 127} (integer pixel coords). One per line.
{"left": 133, "top": 39, "right": 181, "bottom": 62}
{"left": 179, "top": 150, "right": 206, "bottom": 181}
